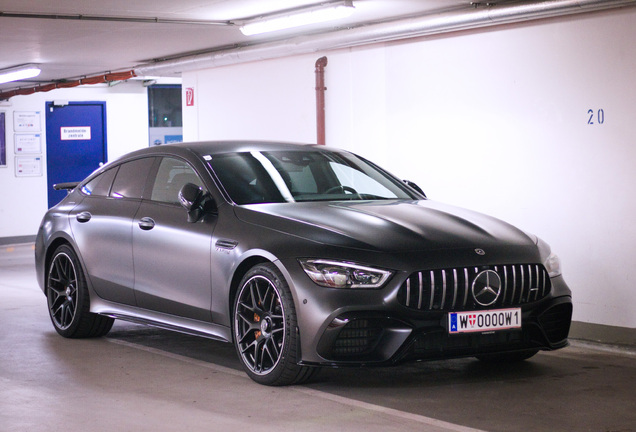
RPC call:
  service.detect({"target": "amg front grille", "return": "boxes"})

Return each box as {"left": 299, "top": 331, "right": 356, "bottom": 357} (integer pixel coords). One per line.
{"left": 398, "top": 264, "right": 551, "bottom": 312}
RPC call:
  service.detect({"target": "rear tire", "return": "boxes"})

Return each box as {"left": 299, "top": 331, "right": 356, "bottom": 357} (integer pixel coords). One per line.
{"left": 46, "top": 244, "right": 114, "bottom": 338}
{"left": 233, "top": 263, "right": 317, "bottom": 386}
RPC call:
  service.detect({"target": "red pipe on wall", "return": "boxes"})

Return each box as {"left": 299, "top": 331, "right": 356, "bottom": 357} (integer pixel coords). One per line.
{"left": 314, "top": 56, "right": 328, "bottom": 145}
{"left": 0, "top": 70, "right": 136, "bottom": 101}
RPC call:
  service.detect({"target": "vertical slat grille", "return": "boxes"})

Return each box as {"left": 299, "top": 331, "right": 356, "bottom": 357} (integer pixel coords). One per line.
{"left": 398, "top": 264, "right": 551, "bottom": 312}
{"left": 418, "top": 272, "right": 423, "bottom": 309}
{"left": 429, "top": 271, "right": 435, "bottom": 310}
{"left": 451, "top": 269, "right": 458, "bottom": 309}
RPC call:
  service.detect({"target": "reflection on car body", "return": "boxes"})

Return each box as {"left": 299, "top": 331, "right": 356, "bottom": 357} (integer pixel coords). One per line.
{"left": 35, "top": 141, "right": 572, "bottom": 385}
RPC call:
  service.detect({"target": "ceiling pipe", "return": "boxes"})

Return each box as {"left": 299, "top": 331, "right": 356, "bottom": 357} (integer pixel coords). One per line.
{"left": 0, "top": 70, "right": 136, "bottom": 100}
{"left": 134, "top": 0, "right": 636, "bottom": 76}
{"left": 0, "top": 11, "right": 232, "bottom": 26}
{"left": 315, "top": 56, "right": 328, "bottom": 145}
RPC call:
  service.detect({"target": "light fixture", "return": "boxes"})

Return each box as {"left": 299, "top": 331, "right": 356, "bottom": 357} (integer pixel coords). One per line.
{"left": 240, "top": 1, "right": 355, "bottom": 36}
{"left": 0, "top": 64, "right": 42, "bottom": 85}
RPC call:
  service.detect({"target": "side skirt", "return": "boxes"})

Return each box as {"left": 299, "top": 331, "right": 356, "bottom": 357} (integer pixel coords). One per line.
{"left": 90, "top": 297, "right": 232, "bottom": 343}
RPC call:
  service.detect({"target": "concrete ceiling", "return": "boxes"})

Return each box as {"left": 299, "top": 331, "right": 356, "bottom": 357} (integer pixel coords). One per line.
{"left": 0, "top": 0, "right": 491, "bottom": 93}
{"left": 0, "top": 0, "right": 634, "bottom": 95}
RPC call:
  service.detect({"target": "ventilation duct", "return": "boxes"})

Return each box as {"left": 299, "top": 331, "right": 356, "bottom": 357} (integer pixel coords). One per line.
{"left": 135, "top": 0, "right": 635, "bottom": 76}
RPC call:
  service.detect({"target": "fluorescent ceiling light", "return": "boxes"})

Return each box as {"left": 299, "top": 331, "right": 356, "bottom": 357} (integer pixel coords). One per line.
{"left": 240, "top": 1, "right": 355, "bottom": 36}
{"left": 0, "top": 64, "right": 41, "bottom": 85}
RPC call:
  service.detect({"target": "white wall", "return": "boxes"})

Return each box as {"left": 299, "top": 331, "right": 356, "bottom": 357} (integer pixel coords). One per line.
{"left": 182, "top": 58, "right": 316, "bottom": 143}
{"left": 182, "top": 8, "right": 636, "bottom": 330}
{"left": 0, "top": 82, "right": 149, "bottom": 239}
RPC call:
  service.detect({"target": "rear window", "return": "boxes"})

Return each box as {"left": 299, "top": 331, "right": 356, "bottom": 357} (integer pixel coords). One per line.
{"left": 81, "top": 167, "right": 118, "bottom": 197}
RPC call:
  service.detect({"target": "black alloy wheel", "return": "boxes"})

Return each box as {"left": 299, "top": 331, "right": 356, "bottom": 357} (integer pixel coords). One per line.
{"left": 233, "top": 263, "right": 316, "bottom": 386}
{"left": 46, "top": 244, "right": 114, "bottom": 338}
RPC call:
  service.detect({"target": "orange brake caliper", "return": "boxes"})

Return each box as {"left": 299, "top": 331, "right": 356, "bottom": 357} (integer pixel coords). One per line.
{"left": 254, "top": 313, "right": 261, "bottom": 339}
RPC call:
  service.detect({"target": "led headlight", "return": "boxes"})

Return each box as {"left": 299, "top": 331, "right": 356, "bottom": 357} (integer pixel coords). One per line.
{"left": 537, "top": 237, "right": 562, "bottom": 278}
{"left": 299, "top": 259, "right": 393, "bottom": 289}
{"left": 544, "top": 252, "right": 562, "bottom": 278}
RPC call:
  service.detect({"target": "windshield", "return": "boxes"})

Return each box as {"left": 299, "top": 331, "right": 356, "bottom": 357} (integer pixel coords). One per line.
{"left": 207, "top": 149, "right": 418, "bottom": 205}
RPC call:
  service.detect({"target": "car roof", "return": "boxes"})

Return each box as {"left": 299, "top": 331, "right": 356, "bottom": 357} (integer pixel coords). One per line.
{"left": 178, "top": 140, "right": 322, "bottom": 156}
{"left": 116, "top": 140, "right": 345, "bottom": 162}
{"left": 100, "top": 141, "right": 352, "bottom": 176}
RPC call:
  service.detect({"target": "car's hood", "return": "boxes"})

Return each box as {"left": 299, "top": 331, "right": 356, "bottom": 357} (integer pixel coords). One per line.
{"left": 234, "top": 200, "right": 536, "bottom": 253}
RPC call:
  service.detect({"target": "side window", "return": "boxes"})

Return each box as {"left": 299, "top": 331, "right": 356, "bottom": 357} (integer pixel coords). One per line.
{"left": 110, "top": 158, "right": 155, "bottom": 199}
{"left": 81, "top": 167, "right": 118, "bottom": 197}
{"left": 150, "top": 157, "right": 205, "bottom": 205}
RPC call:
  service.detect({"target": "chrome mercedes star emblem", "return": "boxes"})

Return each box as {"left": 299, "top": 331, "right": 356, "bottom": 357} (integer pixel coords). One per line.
{"left": 475, "top": 248, "right": 486, "bottom": 256}
{"left": 472, "top": 270, "right": 502, "bottom": 306}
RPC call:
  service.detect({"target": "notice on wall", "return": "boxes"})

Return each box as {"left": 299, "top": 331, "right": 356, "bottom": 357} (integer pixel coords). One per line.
{"left": 61, "top": 126, "right": 91, "bottom": 141}
{"left": 186, "top": 87, "right": 195, "bottom": 106}
{"left": 14, "top": 133, "right": 42, "bottom": 154}
{"left": 14, "top": 111, "right": 41, "bottom": 132}
{"left": 15, "top": 156, "right": 43, "bottom": 177}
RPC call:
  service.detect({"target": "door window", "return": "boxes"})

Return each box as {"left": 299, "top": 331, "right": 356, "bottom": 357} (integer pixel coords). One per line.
{"left": 150, "top": 157, "right": 205, "bottom": 205}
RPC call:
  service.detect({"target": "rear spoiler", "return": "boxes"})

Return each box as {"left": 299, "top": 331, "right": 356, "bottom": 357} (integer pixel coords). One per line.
{"left": 53, "top": 182, "right": 80, "bottom": 191}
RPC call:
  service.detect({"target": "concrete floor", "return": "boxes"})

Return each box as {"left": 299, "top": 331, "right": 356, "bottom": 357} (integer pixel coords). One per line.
{"left": 1, "top": 243, "right": 635, "bottom": 432}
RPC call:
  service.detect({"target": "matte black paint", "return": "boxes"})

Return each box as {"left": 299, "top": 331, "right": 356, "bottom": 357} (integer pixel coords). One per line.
{"left": 35, "top": 141, "right": 572, "bottom": 369}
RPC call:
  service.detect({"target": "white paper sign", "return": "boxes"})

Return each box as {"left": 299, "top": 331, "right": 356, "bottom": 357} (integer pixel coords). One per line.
{"left": 15, "top": 156, "right": 43, "bottom": 177}
{"left": 61, "top": 127, "right": 91, "bottom": 141}
{"left": 14, "top": 111, "right": 41, "bottom": 132}
{"left": 14, "top": 134, "right": 42, "bottom": 154}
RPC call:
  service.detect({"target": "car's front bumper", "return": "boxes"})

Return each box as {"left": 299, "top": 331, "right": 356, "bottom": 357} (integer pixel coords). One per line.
{"left": 308, "top": 295, "right": 572, "bottom": 366}
{"left": 282, "top": 258, "right": 573, "bottom": 367}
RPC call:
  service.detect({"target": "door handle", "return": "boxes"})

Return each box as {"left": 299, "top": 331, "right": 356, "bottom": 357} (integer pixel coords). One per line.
{"left": 76, "top": 212, "right": 92, "bottom": 223}
{"left": 138, "top": 217, "right": 155, "bottom": 231}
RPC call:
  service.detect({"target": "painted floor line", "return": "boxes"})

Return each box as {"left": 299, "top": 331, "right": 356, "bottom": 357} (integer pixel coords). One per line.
{"left": 293, "top": 386, "right": 487, "bottom": 432}
{"left": 106, "top": 337, "right": 486, "bottom": 432}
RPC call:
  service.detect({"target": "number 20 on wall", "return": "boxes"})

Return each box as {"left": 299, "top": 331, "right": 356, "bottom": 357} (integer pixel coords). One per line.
{"left": 588, "top": 108, "right": 605, "bottom": 125}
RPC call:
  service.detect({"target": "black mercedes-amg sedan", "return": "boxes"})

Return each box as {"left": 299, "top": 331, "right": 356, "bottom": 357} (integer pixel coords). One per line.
{"left": 35, "top": 141, "right": 572, "bottom": 385}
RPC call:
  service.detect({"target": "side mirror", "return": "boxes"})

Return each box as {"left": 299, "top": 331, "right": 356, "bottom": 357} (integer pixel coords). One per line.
{"left": 178, "top": 183, "right": 203, "bottom": 212}
{"left": 178, "top": 183, "right": 217, "bottom": 223}
{"left": 403, "top": 180, "right": 426, "bottom": 198}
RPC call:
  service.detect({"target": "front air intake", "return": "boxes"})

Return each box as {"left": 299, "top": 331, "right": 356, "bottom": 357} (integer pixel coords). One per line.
{"left": 332, "top": 319, "right": 383, "bottom": 357}
{"left": 538, "top": 303, "right": 573, "bottom": 344}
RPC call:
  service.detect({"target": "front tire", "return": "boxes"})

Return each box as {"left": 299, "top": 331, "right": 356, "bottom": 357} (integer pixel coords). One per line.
{"left": 233, "top": 263, "right": 315, "bottom": 386}
{"left": 46, "top": 244, "right": 114, "bottom": 338}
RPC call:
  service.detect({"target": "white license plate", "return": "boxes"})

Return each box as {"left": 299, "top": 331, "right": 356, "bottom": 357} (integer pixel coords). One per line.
{"left": 448, "top": 308, "right": 521, "bottom": 334}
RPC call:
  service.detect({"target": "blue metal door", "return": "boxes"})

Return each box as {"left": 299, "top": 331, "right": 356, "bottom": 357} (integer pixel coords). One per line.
{"left": 46, "top": 102, "right": 107, "bottom": 207}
